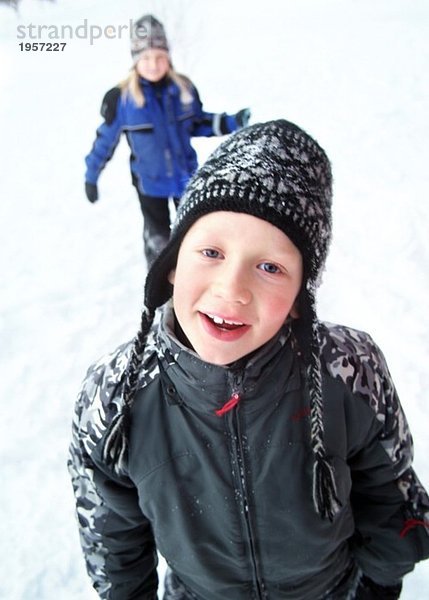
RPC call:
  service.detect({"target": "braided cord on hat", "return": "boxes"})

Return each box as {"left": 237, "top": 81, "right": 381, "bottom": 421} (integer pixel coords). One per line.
{"left": 101, "top": 308, "right": 155, "bottom": 472}
{"left": 308, "top": 349, "right": 342, "bottom": 520}
{"left": 305, "top": 285, "right": 342, "bottom": 520}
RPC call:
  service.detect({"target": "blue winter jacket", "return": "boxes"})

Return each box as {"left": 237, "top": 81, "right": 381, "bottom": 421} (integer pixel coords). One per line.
{"left": 85, "top": 76, "right": 240, "bottom": 198}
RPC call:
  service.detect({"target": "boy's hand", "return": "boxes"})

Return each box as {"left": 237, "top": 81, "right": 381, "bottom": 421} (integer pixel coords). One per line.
{"left": 355, "top": 574, "right": 402, "bottom": 599}
{"left": 85, "top": 182, "right": 99, "bottom": 203}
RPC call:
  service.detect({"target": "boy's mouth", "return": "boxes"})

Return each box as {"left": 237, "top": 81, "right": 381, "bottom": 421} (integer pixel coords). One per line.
{"left": 204, "top": 313, "right": 246, "bottom": 331}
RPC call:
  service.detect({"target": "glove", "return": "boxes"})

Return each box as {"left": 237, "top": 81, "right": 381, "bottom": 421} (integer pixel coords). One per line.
{"left": 355, "top": 575, "right": 402, "bottom": 599}
{"left": 235, "top": 108, "right": 251, "bottom": 129}
{"left": 85, "top": 182, "right": 99, "bottom": 203}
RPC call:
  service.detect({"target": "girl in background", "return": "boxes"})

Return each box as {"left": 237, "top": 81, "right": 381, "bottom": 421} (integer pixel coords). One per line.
{"left": 85, "top": 14, "right": 250, "bottom": 265}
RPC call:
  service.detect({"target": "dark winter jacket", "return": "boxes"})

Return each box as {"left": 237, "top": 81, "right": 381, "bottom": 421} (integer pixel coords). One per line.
{"left": 84, "top": 76, "right": 240, "bottom": 198}
{"left": 68, "top": 305, "right": 429, "bottom": 599}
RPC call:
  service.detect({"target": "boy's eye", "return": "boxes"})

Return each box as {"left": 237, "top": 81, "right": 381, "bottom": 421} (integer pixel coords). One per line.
{"left": 259, "top": 262, "right": 281, "bottom": 274}
{"left": 202, "top": 248, "right": 221, "bottom": 259}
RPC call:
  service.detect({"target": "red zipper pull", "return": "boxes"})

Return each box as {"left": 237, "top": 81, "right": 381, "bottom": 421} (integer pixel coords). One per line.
{"left": 215, "top": 392, "right": 240, "bottom": 416}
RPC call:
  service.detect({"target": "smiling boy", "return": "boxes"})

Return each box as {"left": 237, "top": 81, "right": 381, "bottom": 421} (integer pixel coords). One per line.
{"left": 169, "top": 212, "right": 303, "bottom": 365}
{"left": 69, "top": 120, "right": 429, "bottom": 599}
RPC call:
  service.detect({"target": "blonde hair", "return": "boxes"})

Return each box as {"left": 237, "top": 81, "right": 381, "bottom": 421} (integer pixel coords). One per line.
{"left": 119, "top": 67, "right": 194, "bottom": 108}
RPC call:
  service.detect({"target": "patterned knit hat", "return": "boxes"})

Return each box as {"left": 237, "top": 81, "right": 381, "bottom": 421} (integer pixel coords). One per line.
{"left": 145, "top": 119, "right": 332, "bottom": 311}
{"left": 104, "top": 119, "right": 341, "bottom": 520}
{"left": 130, "top": 15, "right": 169, "bottom": 62}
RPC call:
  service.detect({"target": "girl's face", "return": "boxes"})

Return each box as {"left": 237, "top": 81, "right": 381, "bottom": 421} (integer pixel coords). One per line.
{"left": 136, "top": 48, "right": 170, "bottom": 82}
{"left": 168, "top": 212, "right": 303, "bottom": 366}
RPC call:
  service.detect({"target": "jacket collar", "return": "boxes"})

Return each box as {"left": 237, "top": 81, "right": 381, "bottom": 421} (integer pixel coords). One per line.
{"left": 155, "top": 302, "right": 301, "bottom": 415}
{"left": 139, "top": 75, "right": 177, "bottom": 95}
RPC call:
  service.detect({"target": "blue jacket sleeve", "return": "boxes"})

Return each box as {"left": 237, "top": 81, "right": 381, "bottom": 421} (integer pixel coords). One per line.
{"left": 189, "top": 85, "right": 241, "bottom": 137}
{"left": 85, "top": 87, "right": 123, "bottom": 185}
{"left": 67, "top": 349, "right": 159, "bottom": 599}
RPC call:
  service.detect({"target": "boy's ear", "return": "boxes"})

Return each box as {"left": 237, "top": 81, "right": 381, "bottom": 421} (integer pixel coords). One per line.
{"left": 168, "top": 269, "right": 176, "bottom": 285}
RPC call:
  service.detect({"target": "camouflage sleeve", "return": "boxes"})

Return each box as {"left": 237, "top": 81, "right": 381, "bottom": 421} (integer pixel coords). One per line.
{"left": 67, "top": 345, "right": 159, "bottom": 598}
{"left": 68, "top": 381, "right": 111, "bottom": 598}
{"left": 67, "top": 345, "right": 131, "bottom": 597}
{"left": 320, "top": 323, "right": 429, "bottom": 584}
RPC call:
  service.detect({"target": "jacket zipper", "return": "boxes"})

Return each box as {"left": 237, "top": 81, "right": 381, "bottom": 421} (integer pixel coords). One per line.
{"left": 157, "top": 86, "right": 174, "bottom": 179}
{"left": 227, "top": 373, "right": 266, "bottom": 599}
{"left": 164, "top": 148, "right": 174, "bottom": 177}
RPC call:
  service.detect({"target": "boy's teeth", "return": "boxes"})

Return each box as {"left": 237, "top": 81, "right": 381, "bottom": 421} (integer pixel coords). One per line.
{"left": 207, "top": 314, "right": 243, "bottom": 326}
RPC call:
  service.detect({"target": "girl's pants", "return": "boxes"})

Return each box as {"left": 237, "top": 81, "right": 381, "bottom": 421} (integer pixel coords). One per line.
{"left": 136, "top": 192, "right": 180, "bottom": 267}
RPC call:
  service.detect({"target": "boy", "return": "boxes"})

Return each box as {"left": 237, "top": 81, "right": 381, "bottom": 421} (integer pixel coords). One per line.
{"left": 69, "top": 120, "right": 429, "bottom": 599}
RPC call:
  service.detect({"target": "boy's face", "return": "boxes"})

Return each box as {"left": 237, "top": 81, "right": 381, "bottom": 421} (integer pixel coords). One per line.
{"left": 168, "top": 212, "right": 303, "bottom": 366}
{"left": 136, "top": 48, "right": 170, "bottom": 82}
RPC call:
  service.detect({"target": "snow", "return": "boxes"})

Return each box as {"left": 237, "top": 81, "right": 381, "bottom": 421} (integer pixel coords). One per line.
{"left": 0, "top": 0, "right": 428, "bottom": 597}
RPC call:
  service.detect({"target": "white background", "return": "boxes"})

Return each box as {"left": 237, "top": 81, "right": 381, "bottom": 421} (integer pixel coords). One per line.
{"left": 0, "top": 0, "right": 428, "bottom": 597}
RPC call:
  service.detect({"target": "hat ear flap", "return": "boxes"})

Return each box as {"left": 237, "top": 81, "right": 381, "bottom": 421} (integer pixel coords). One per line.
{"left": 144, "top": 235, "right": 182, "bottom": 310}
{"left": 290, "top": 278, "right": 312, "bottom": 358}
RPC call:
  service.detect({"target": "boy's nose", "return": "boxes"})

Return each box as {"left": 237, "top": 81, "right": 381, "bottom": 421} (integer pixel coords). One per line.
{"left": 211, "top": 265, "right": 252, "bottom": 304}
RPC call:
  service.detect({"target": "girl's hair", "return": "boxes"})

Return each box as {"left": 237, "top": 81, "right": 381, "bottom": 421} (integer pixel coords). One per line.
{"left": 118, "top": 67, "right": 194, "bottom": 108}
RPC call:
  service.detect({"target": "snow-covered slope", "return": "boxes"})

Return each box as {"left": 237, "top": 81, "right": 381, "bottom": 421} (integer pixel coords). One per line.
{"left": 0, "top": 0, "right": 428, "bottom": 597}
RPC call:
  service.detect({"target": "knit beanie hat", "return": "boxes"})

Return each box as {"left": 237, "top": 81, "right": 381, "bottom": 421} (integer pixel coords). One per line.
{"left": 130, "top": 14, "right": 169, "bottom": 62}
{"left": 145, "top": 119, "right": 332, "bottom": 311}
{"left": 104, "top": 119, "right": 341, "bottom": 521}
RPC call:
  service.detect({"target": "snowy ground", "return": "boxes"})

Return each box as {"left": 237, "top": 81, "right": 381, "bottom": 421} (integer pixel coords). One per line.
{"left": 0, "top": 0, "right": 428, "bottom": 598}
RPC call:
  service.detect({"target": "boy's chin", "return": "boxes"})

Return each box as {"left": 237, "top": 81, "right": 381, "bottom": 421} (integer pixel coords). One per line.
{"left": 194, "top": 342, "right": 266, "bottom": 368}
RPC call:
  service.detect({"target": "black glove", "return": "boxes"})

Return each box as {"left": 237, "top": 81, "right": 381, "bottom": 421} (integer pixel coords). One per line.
{"left": 235, "top": 107, "right": 251, "bottom": 129}
{"left": 355, "top": 575, "right": 402, "bottom": 599}
{"left": 85, "top": 182, "right": 99, "bottom": 203}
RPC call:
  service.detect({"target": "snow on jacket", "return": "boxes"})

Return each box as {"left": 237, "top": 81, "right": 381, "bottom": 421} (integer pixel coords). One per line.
{"left": 68, "top": 305, "right": 429, "bottom": 599}
{"left": 84, "top": 76, "right": 240, "bottom": 198}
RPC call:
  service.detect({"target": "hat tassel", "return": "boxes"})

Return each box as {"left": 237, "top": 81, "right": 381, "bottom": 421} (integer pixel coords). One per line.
{"left": 313, "top": 453, "right": 342, "bottom": 521}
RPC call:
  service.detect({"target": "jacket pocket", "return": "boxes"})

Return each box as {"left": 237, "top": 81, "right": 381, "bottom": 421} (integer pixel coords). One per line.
{"left": 123, "top": 123, "right": 154, "bottom": 132}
